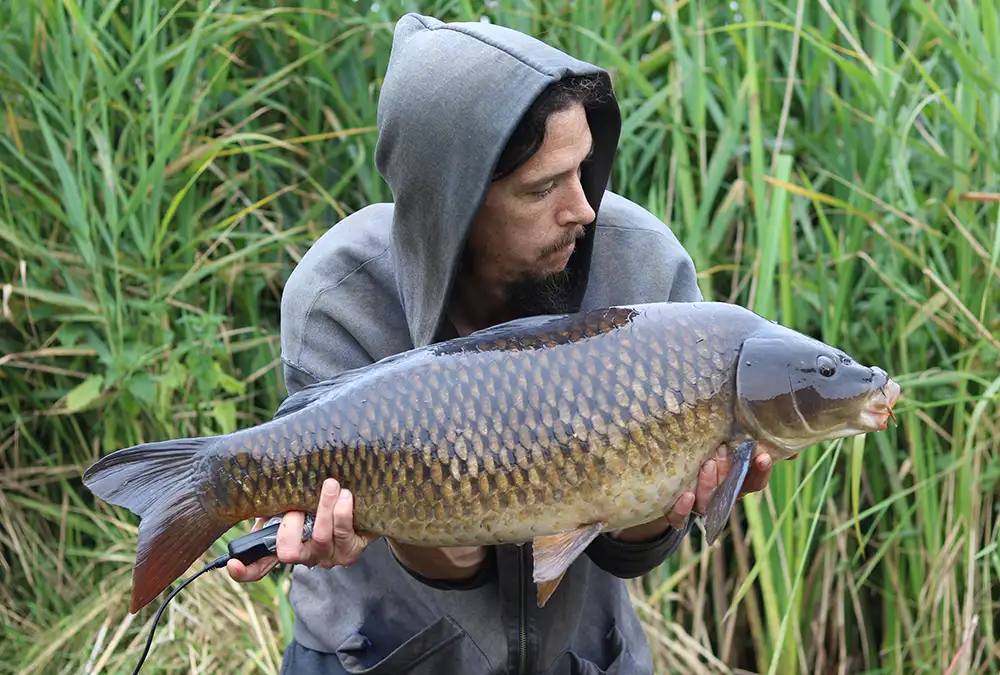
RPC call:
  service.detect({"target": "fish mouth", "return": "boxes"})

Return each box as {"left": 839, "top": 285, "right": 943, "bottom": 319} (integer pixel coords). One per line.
{"left": 858, "top": 375, "right": 901, "bottom": 431}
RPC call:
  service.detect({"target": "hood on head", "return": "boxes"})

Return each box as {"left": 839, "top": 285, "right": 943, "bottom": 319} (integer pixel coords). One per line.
{"left": 374, "top": 13, "right": 622, "bottom": 348}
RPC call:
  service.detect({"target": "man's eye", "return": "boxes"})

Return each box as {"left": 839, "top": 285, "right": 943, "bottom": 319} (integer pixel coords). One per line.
{"left": 532, "top": 182, "right": 555, "bottom": 197}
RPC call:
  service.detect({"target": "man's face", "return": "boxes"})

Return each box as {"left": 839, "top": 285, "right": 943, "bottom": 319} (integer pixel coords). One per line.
{"left": 464, "top": 103, "right": 596, "bottom": 300}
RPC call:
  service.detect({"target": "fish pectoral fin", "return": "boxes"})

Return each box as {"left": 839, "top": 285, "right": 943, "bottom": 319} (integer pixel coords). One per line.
{"left": 703, "top": 438, "right": 755, "bottom": 545}
{"left": 531, "top": 521, "right": 606, "bottom": 607}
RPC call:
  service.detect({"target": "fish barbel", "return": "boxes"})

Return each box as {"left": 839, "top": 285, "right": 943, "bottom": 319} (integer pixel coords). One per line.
{"left": 83, "top": 301, "right": 901, "bottom": 613}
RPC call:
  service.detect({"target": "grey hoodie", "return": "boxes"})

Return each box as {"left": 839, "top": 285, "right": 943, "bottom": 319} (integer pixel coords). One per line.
{"left": 277, "top": 13, "right": 704, "bottom": 675}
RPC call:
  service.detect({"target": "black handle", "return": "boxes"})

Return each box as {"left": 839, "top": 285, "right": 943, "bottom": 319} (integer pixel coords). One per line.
{"left": 225, "top": 513, "right": 315, "bottom": 566}
{"left": 227, "top": 522, "right": 281, "bottom": 565}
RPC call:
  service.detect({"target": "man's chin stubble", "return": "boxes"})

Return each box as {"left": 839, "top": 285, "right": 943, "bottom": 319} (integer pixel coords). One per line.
{"left": 453, "top": 243, "right": 579, "bottom": 320}
{"left": 503, "top": 266, "right": 576, "bottom": 317}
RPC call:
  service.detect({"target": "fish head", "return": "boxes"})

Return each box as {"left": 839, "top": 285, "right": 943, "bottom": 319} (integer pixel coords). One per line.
{"left": 734, "top": 331, "right": 901, "bottom": 458}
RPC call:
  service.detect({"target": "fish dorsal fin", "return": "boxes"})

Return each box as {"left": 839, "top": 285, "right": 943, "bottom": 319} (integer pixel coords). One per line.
{"left": 272, "top": 368, "right": 370, "bottom": 420}
{"left": 273, "top": 348, "right": 423, "bottom": 420}
{"left": 436, "top": 307, "right": 639, "bottom": 357}
{"left": 468, "top": 313, "right": 566, "bottom": 335}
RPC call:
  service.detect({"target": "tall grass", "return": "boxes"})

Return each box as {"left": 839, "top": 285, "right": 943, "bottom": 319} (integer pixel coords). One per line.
{"left": 1, "top": 1, "right": 997, "bottom": 673}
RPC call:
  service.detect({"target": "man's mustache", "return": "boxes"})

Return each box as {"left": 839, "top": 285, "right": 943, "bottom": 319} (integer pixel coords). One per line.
{"left": 539, "top": 227, "right": 586, "bottom": 257}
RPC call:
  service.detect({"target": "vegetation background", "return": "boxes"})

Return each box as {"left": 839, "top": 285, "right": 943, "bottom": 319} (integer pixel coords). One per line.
{"left": 1, "top": 0, "right": 997, "bottom": 673}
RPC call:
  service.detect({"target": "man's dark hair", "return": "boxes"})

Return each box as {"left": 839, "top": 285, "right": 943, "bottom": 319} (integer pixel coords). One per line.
{"left": 491, "top": 73, "right": 608, "bottom": 181}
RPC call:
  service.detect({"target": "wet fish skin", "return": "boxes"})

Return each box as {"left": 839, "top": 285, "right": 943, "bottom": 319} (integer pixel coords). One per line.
{"left": 208, "top": 304, "right": 742, "bottom": 545}
{"left": 82, "top": 301, "right": 900, "bottom": 614}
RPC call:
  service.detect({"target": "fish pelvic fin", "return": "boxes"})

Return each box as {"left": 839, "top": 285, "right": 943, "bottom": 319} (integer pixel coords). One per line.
{"left": 82, "top": 437, "right": 229, "bottom": 614}
{"left": 535, "top": 572, "right": 567, "bottom": 608}
{"left": 703, "top": 438, "right": 755, "bottom": 545}
{"left": 531, "top": 521, "right": 606, "bottom": 607}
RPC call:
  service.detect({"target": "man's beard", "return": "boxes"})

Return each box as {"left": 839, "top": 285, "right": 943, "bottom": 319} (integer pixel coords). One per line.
{"left": 454, "top": 241, "right": 581, "bottom": 321}
{"left": 503, "top": 266, "right": 577, "bottom": 317}
{"left": 498, "top": 227, "right": 586, "bottom": 318}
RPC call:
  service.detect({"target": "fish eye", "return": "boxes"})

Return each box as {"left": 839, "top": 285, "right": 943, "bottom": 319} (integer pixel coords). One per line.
{"left": 817, "top": 355, "right": 837, "bottom": 377}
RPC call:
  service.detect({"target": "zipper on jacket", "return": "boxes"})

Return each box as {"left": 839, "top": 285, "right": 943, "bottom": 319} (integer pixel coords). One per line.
{"left": 517, "top": 545, "right": 527, "bottom": 675}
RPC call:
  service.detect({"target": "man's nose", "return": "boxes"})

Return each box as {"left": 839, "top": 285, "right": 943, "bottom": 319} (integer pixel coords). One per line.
{"left": 557, "top": 175, "right": 595, "bottom": 226}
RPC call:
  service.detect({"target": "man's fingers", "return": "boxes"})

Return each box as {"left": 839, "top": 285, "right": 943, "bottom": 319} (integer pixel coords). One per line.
{"left": 332, "top": 488, "right": 354, "bottom": 544}
{"left": 667, "top": 492, "right": 694, "bottom": 530}
{"left": 226, "top": 558, "right": 248, "bottom": 581}
{"left": 276, "top": 511, "right": 306, "bottom": 564}
{"left": 226, "top": 555, "right": 279, "bottom": 583}
{"left": 311, "top": 478, "right": 341, "bottom": 549}
{"left": 332, "top": 488, "right": 366, "bottom": 565}
{"left": 226, "top": 478, "right": 374, "bottom": 576}
{"left": 715, "top": 444, "right": 731, "bottom": 483}
{"left": 253, "top": 557, "right": 280, "bottom": 578}
{"left": 692, "top": 459, "right": 718, "bottom": 516}
{"left": 739, "top": 454, "right": 773, "bottom": 497}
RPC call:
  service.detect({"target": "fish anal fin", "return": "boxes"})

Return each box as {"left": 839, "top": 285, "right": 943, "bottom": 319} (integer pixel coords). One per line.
{"left": 703, "top": 438, "right": 755, "bottom": 545}
{"left": 531, "top": 521, "right": 605, "bottom": 607}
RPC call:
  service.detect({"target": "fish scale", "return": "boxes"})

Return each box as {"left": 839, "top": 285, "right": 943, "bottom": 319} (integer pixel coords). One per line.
{"left": 83, "top": 301, "right": 901, "bottom": 614}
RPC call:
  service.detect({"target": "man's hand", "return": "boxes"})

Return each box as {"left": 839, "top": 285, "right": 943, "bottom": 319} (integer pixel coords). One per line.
{"left": 612, "top": 442, "right": 778, "bottom": 542}
{"left": 225, "top": 477, "right": 487, "bottom": 584}
{"left": 226, "top": 478, "right": 376, "bottom": 583}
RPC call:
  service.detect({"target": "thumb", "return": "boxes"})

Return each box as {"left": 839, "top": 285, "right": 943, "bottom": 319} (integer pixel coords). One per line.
{"left": 332, "top": 489, "right": 372, "bottom": 563}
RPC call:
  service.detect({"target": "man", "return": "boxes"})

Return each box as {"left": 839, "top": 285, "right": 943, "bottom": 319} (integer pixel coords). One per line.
{"left": 228, "top": 13, "right": 776, "bottom": 674}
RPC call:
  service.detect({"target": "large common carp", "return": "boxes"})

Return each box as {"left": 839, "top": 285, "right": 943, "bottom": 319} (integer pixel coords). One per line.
{"left": 83, "top": 301, "right": 900, "bottom": 614}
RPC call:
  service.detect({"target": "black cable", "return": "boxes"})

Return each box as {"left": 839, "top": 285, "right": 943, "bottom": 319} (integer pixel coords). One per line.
{"left": 127, "top": 519, "right": 288, "bottom": 674}
{"left": 129, "top": 553, "right": 230, "bottom": 675}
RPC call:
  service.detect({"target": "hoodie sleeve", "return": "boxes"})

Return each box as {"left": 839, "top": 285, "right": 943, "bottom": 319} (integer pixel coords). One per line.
{"left": 584, "top": 518, "right": 694, "bottom": 579}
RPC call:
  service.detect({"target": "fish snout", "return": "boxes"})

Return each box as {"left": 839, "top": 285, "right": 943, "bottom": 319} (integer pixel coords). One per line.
{"left": 863, "top": 369, "right": 901, "bottom": 429}
{"left": 883, "top": 378, "right": 901, "bottom": 408}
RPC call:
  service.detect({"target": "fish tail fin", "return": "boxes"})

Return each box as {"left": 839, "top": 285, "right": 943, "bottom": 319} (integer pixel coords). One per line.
{"left": 83, "top": 437, "right": 231, "bottom": 614}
